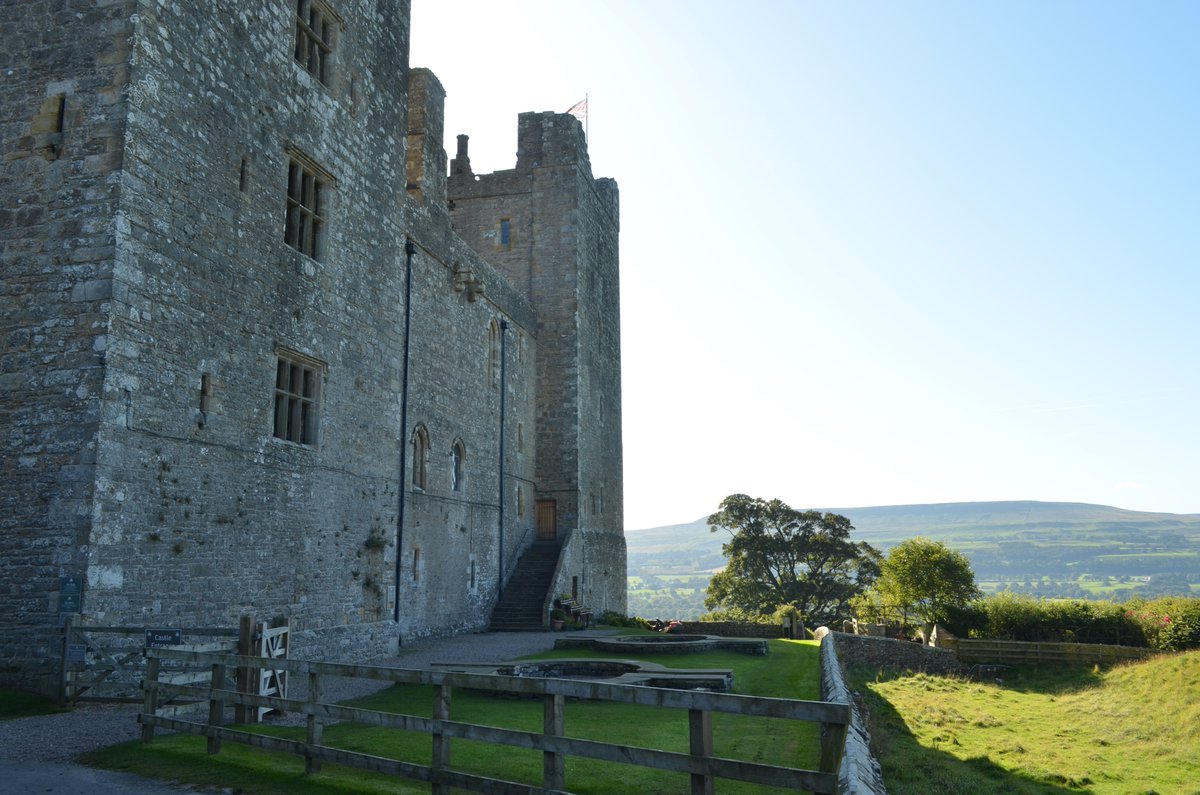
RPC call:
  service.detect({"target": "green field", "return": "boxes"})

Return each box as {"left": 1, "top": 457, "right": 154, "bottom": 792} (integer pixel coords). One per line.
{"left": 628, "top": 502, "right": 1200, "bottom": 615}
{"left": 850, "top": 651, "right": 1200, "bottom": 794}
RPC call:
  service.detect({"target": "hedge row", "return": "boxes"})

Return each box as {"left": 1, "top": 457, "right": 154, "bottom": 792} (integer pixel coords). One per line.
{"left": 944, "top": 593, "right": 1200, "bottom": 651}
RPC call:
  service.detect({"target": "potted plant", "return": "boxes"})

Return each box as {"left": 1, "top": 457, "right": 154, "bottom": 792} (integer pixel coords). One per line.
{"left": 550, "top": 608, "right": 567, "bottom": 630}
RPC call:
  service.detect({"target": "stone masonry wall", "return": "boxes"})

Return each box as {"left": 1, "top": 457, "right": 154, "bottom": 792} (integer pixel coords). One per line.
{"left": 2, "top": 0, "right": 624, "bottom": 687}
{"left": 76, "top": 0, "right": 412, "bottom": 659}
{"left": 833, "top": 632, "right": 961, "bottom": 675}
{"left": 0, "top": 0, "right": 136, "bottom": 693}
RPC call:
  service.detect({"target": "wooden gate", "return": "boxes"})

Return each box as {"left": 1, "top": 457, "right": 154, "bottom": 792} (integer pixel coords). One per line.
{"left": 60, "top": 614, "right": 288, "bottom": 715}
{"left": 256, "top": 621, "right": 290, "bottom": 720}
{"left": 60, "top": 615, "right": 239, "bottom": 705}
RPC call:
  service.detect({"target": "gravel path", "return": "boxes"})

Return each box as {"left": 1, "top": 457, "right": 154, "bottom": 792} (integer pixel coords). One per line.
{"left": 0, "top": 630, "right": 588, "bottom": 771}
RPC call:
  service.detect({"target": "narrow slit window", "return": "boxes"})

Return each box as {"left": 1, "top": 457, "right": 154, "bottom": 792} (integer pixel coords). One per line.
{"left": 411, "top": 426, "right": 429, "bottom": 490}
{"left": 451, "top": 440, "right": 466, "bottom": 492}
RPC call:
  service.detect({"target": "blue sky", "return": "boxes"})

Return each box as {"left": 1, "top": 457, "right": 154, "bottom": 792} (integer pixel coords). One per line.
{"left": 411, "top": 1, "right": 1199, "bottom": 529}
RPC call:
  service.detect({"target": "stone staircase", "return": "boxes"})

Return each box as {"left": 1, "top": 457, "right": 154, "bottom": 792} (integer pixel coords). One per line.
{"left": 488, "top": 543, "right": 560, "bottom": 631}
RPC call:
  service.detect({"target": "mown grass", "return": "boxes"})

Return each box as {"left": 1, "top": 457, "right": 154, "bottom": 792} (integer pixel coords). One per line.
{"left": 85, "top": 639, "right": 821, "bottom": 794}
{"left": 0, "top": 687, "right": 63, "bottom": 721}
{"left": 850, "top": 650, "right": 1200, "bottom": 794}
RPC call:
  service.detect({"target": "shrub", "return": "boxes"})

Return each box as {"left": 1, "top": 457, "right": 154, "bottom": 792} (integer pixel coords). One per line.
{"left": 598, "top": 610, "right": 650, "bottom": 629}
{"left": 966, "top": 593, "right": 1155, "bottom": 646}
{"left": 699, "top": 607, "right": 778, "bottom": 624}
{"left": 1125, "top": 597, "right": 1200, "bottom": 651}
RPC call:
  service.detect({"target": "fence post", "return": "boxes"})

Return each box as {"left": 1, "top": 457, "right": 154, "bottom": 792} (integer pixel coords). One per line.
{"left": 235, "top": 614, "right": 255, "bottom": 724}
{"left": 306, "top": 671, "right": 324, "bottom": 775}
{"left": 688, "top": 708, "right": 713, "bottom": 795}
{"left": 543, "top": 692, "right": 565, "bottom": 790}
{"left": 207, "top": 662, "right": 226, "bottom": 755}
{"left": 431, "top": 683, "right": 452, "bottom": 795}
{"left": 58, "top": 613, "right": 76, "bottom": 706}
{"left": 141, "top": 653, "right": 160, "bottom": 744}
{"left": 819, "top": 718, "right": 848, "bottom": 780}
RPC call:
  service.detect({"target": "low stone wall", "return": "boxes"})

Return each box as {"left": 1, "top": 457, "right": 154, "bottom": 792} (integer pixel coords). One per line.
{"left": 677, "top": 621, "right": 783, "bottom": 638}
{"left": 820, "top": 633, "right": 887, "bottom": 795}
{"left": 833, "top": 632, "right": 961, "bottom": 675}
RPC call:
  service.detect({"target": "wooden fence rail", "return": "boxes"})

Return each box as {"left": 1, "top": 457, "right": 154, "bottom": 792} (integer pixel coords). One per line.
{"left": 140, "top": 649, "right": 850, "bottom": 795}
{"left": 946, "top": 638, "right": 1157, "bottom": 666}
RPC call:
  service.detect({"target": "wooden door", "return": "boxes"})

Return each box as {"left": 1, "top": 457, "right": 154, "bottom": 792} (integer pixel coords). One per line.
{"left": 536, "top": 499, "right": 557, "bottom": 542}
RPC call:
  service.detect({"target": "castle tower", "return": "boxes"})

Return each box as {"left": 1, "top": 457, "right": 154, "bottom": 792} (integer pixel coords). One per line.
{"left": 448, "top": 113, "right": 626, "bottom": 613}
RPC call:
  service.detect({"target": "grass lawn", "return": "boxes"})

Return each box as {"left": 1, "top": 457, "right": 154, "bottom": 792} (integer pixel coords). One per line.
{"left": 0, "top": 688, "right": 62, "bottom": 721}
{"left": 85, "top": 638, "right": 822, "bottom": 794}
{"left": 850, "top": 650, "right": 1200, "bottom": 794}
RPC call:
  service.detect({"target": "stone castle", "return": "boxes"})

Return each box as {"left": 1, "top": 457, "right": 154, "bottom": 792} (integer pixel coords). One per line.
{"left": 1, "top": 0, "right": 625, "bottom": 693}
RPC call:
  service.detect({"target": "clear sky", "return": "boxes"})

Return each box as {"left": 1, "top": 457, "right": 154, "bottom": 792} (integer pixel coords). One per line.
{"left": 410, "top": 1, "right": 1199, "bottom": 530}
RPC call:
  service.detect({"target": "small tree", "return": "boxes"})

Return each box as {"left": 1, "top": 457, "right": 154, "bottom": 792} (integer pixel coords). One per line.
{"left": 704, "top": 494, "right": 881, "bottom": 626}
{"left": 874, "top": 537, "right": 980, "bottom": 628}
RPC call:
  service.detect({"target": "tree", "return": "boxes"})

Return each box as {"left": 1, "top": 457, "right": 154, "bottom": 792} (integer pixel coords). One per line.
{"left": 873, "top": 537, "right": 980, "bottom": 626}
{"left": 703, "top": 494, "right": 882, "bottom": 626}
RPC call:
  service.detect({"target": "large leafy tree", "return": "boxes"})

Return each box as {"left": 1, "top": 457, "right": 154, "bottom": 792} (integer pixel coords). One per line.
{"left": 704, "top": 494, "right": 882, "bottom": 625}
{"left": 873, "top": 537, "right": 980, "bottom": 626}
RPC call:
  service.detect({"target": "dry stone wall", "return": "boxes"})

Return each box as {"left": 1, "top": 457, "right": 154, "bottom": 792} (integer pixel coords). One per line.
{"left": 820, "top": 633, "right": 888, "bottom": 795}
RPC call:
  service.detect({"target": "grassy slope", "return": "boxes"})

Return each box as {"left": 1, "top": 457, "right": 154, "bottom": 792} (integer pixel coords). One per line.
{"left": 85, "top": 640, "right": 822, "bottom": 795}
{"left": 850, "top": 651, "right": 1200, "bottom": 794}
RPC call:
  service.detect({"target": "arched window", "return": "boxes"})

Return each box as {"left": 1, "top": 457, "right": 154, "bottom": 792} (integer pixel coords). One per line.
{"left": 487, "top": 319, "right": 500, "bottom": 388}
{"left": 451, "top": 439, "right": 466, "bottom": 492}
{"left": 411, "top": 425, "right": 429, "bottom": 490}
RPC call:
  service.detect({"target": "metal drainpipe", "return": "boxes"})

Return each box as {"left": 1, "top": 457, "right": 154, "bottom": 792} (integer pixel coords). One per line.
{"left": 394, "top": 238, "right": 416, "bottom": 624}
{"left": 498, "top": 319, "right": 509, "bottom": 599}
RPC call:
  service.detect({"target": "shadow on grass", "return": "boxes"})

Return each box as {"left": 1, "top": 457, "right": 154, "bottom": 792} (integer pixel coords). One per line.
{"left": 849, "top": 668, "right": 1097, "bottom": 795}
{"left": 984, "top": 662, "right": 1107, "bottom": 696}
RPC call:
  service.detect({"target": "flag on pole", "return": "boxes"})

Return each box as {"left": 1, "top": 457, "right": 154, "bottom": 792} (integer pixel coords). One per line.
{"left": 566, "top": 97, "right": 588, "bottom": 120}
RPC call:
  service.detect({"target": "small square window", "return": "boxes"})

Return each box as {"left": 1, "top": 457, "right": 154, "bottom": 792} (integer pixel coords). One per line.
{"left": 294, "top": 0, "right": 336, "bottom": 85}
{"left": 285, "top": 153, "right": 331, "bottom": 259}
{"left": 273, "top": 351, "right": 324, "bottom": 445}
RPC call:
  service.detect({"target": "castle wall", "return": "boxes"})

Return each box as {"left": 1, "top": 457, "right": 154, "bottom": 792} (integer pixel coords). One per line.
{"left": 1, "top": 0, "right": 623, "bottom": 691}
{"left": 70, "top": 0, "right": 413, "bottom": 658}
{"left": 0, "top": 0, "right": 136, "bottom": 692}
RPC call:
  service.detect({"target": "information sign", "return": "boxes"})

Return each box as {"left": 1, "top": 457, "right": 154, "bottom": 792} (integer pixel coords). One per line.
{"left": 145, "top": 628, "right": 183, "bottom": 648}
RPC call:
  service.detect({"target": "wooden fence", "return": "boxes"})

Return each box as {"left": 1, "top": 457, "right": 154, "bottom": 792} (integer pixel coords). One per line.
{"left": 945, "top": 638, "right": 1157, "bottom": 666}
{"left": 140, "top": 648, "right": 850, "bottom": 795}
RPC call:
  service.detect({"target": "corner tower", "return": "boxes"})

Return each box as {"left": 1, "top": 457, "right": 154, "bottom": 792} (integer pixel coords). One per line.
{"left": 448, "top": 113, "right": 625, "bottom": 614}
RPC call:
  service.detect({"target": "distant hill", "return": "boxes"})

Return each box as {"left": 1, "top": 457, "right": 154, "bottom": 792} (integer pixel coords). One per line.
{"left": 626, "top": 501, "right": 1200, "bottom": 619}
